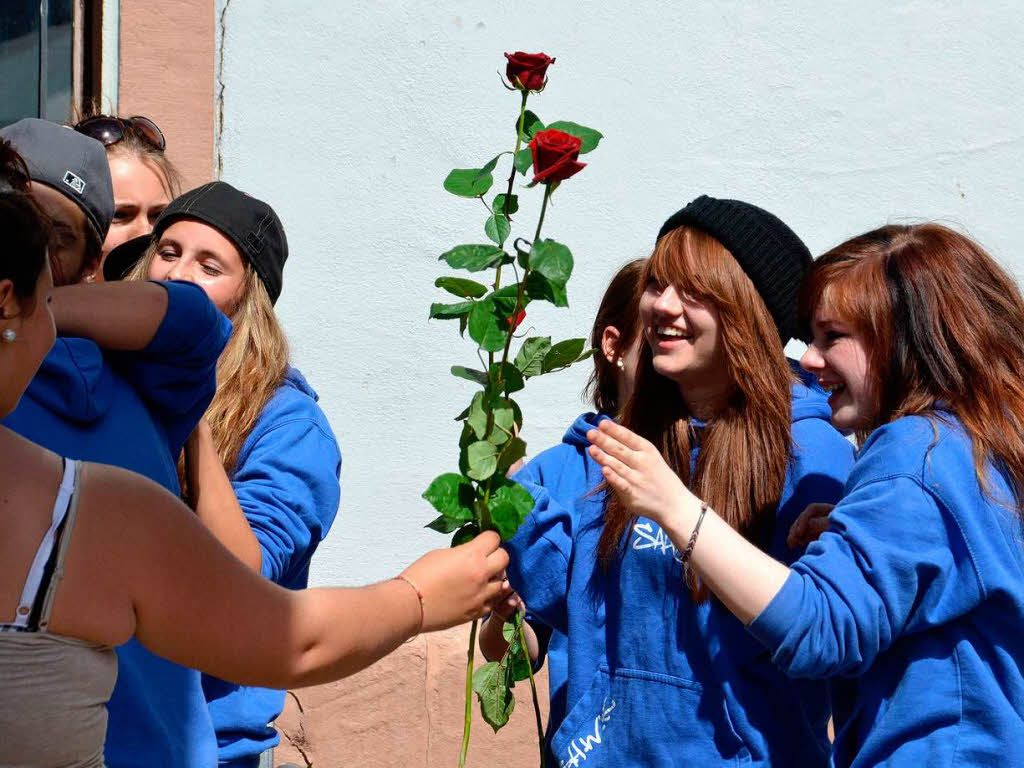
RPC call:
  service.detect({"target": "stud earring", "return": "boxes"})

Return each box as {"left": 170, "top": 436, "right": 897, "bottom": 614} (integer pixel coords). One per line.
{"left": 2, "top": 329, "right": 15, "bottom": 343}
{"left": 616, "top": 359, "right": 624, "bottom": 369}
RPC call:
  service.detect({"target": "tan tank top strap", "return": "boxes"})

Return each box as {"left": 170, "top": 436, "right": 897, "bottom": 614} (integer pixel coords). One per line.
{"left": 38, "top": 460, "right": 83, "bottom": 631}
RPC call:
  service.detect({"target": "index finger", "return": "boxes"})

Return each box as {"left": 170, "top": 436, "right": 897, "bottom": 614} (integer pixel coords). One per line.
{"left": 594, "top": 419, "right": 648, "bottom": 451}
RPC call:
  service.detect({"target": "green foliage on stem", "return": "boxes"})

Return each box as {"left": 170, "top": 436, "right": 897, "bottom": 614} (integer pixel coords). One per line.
{"left": 444, "top": 168, "right": 494, "bottom": 197}
{"left": 436, "top": 276, "right": 489, "bottom": 299}
{"left": 514, "top": 336, "right": 552, "bottom": 377}
{"left": 440, "top": 244, "right": 508, "bottom": 272}
{"left": 429, "top": 300, "right": 474, "bottom": 320}
{"left": 485, "top": 213, "right": 511, "bottom": 246}
{"left": 468, "top": 298, "right": 508, "bottom": 351}
{"left": 493, "top": 194, "right": 519, "bottom": 214}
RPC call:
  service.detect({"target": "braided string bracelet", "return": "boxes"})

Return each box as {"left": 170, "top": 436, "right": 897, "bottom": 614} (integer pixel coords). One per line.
{"left": 393, "top": 574, "right": 425, "bottom": 639}
{"left": 680, "top": 501, "right": 709, "bottom": 583}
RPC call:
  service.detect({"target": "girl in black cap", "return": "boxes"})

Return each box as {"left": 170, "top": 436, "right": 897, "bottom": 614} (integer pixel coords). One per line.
{"left": 0, "top": 144, "right": 510, "bottom": 768}
{"left": 504, "top": 196, "right": 855, "bottom": 767}
{"left": 111, "top": 181, "right": 343, "bottom": 765}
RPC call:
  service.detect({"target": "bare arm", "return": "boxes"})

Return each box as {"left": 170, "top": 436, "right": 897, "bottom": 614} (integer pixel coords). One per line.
{"left": 587, "top": 420, "right": 789, "bottom": 624}
{"left": 48, "top": 281, "right": 169, "bottom": 350}
{"left": 56, "top": 464, "right": 510, "bottom": 689}
{"left": 185, "top": 420, "right": 262, "bottom": 572}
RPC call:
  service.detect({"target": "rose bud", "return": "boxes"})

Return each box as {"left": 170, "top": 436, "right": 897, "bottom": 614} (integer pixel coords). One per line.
{"left": 507, "top": 310, "right": 527, "bottom": 330}
{"left": 529, "top": 129, "right": 586, "bottom": 185}
{"left": 504, "top": 51, "right": 555, "bottom": 92}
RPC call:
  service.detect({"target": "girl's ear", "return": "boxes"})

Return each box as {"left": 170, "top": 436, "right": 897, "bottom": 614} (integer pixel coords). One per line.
{"left": 0, "top": 279, "right": 22, "bottom": 320}
{"left": 601, "top": 325, "right": 622, "bottom": 365}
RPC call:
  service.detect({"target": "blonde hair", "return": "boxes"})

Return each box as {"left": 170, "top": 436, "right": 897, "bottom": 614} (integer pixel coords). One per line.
{"left": 128, "top": 244, "right": 289, "bottom": 475}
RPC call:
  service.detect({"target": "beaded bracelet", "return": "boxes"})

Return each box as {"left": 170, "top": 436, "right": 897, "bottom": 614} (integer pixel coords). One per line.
{"left": 680, "top": 501, "right": 709, "bottom": 582}
{"left": 393, "top": 575, "right": 425, "bottom": 638}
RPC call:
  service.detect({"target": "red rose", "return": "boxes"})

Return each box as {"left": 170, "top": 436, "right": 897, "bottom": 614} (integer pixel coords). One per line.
{"left": 529, "top": 129, "right": 586, "bottom": 184}
{"left": 507, "top": 310, "right": 526, "bottom": 330}
{"left": 504, "top": 51, "right": 554, "bottom": 92}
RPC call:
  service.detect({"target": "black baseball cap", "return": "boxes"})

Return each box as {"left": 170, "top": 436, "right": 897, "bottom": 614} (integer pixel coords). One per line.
{"left": 104, "top": 181, "right": 288, "bottom": 304}
{"left": 0, "top": 118, "right": 114, "bottom": 241}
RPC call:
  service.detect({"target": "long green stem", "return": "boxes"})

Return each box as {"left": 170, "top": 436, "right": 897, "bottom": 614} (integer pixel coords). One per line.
{"left": 493, "top": 90, "right": 530, "bottom": 293}
{"left": 533, "top": 184, "right": 551, "bottom": 243}
{"left": 517, "top": 616, "right": 547, "bottom": 767}
{"left": 458, "top": 620, "right": 479, "bottom": 768}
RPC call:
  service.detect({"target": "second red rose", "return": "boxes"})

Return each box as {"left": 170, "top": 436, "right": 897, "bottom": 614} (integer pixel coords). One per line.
{"left": 529, "top": 129, "right": 586, "bottom": 185}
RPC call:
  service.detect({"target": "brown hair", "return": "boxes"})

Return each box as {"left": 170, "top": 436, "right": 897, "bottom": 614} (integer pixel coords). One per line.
{"left": 127, "top": 243, "right": 289, "bottom": 478}
{"left": 585, "top": 258, "right": 646, "bottom": 415}
{"left": 598, "top": 227, "right": 795, "bottom": 601}
{"left": 0, "top": 140, "right": 51, "bottom": 305}
{"left": 799, "top": 222, "right": 1024, "bottom": 512}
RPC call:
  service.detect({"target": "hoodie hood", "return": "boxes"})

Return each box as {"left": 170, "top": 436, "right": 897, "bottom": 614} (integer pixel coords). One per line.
{"left": 789, "top": 359, "right": 834, "bottom": 422}
{"left": 562, "top": 412, "right": 610, "bottom": 448}
{"left": 282, "top": 366, "right": 319, "bottom": 401}
{"left": 26, "top": 338, "right": 114, "bottom": 423}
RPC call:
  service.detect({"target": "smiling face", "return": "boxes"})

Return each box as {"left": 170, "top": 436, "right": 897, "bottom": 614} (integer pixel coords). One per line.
{"left": 800, "top": 306, "right": 873, "bottom": 430}
{"left": 639, "top": 277, "right": 727, "bottom": 388}
{"left": 102, "top": 156, "right": 170, "bottom": 259}
{"left": 145, "top": 219, "right": 247, "bottom": 314}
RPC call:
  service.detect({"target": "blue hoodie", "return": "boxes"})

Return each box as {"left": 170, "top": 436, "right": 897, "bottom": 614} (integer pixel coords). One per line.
{"left": 506, "top": 372, "right": 855, "bottom": 767}
{"left": 3, "top": 280, "right": 231, "bottom": 768}
{"left": 202, "top": 366, "right": 341, "bottom": 767}
{"left": 749, "top": 412, "right": 1024, "bottom": 767}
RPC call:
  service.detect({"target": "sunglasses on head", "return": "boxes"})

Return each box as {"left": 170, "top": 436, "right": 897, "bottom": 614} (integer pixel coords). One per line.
{"left": 74, "top": 115, "right": 166, "bottom": 151}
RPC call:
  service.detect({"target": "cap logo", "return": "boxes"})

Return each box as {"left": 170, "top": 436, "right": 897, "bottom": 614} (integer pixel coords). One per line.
{"left": 245, "top": 231, "right": 265, "bottom": 254}
{"left": 62, "top": 171, "right": 86, "bottom": 195}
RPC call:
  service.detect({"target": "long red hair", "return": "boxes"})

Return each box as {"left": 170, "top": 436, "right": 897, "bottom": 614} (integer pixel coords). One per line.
{"left": 800, "top": 222, "right": 1024, "bottom": 512}
{"left": 599, "top": 227, "right": 795, "bottom": 601}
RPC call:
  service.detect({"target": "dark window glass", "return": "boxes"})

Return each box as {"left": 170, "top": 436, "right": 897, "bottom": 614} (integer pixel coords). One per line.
{"left": 45, "top": 0, "right": 74, "bottom": 122}
{"left": 0, "top": 0, "right": 40, "bottom": 128}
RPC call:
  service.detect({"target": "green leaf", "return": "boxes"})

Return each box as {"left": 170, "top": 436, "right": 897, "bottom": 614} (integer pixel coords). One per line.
{"left": 525, "top": 270, "right": 567, "bottom": 308}
{"left": 528, "top": 238, "right": 574, "bottom": 286}
{"left": 525, "top": 239, "right": 574, "bottom": 308}
{"left": 488, "top": 361, "right": 525, "bottom": 395}
{"left": 466, "top": 440, "right": 499, "bottom": 481}
{"left": 488, "top": 480, "right": 534, "bottom": 539}
{"left": 459, "top": 314, "right": 468, "bottom": 337}
{"left": 426, "top": 514, "right": 468, "bottom": 534}
{"left": 451, "top": 523, "right": 478, "bottom": 547}
{"left": 443, "top": 168, "right": 493, "bottom": 197}
{"left": 497, "top": 437, "right": 528, "bottom": 475}
{"left": 545, "top": 121, "right": 603, "bottom": 154}
{"left": 514, "top": 147, "right": 533, "bottom": 175}
{"left": 429, "top": 301, "right": 473, "bottom": 320}
{"left": 518, "top": 110, "right": 544, "bottom": 141}
{"left": 543, "top": 338, "right": 588, "bottom": 373}
{"left": 488, "top": 397, "right": 516, "bottom": 446}
{"left": 485, "top": 214, "right": 511, "bottom": 247}
{"left": 435, "top": 276, "right": 488, "bottom": 299}
{"left": 439, "top": 244, "right": 506, "bottom": 272}
{"left": 472, "top": 661, "right": 515, "bottom": 732}
{"left": 490, "top": 284, "right": 526, "bottom": 316}
{"left": 450, "top": 366, "right": 489, "bottom": 385}
{"left": 493, "top": 194, "right": 519, "bottom": 215}
{"left": 476, "top": 152, "right": 508, "bottom": 180}
{"left": 575, "top": 347, "right": 597, "bottom": 363}
{"left": 467, "top": 299, "right": 507, "bottom": 352}
{"left": 467, "top": 391, "right": 489, "bottom": 440}
{"left": 514, "top": 336, "right": 552, "bottom": 377}
{"left": 422, "top": 473, "right": 476, "bottom": 519}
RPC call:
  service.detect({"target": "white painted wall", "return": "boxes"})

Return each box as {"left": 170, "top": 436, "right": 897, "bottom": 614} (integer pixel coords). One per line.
{"left": 215, "top": 0, "right": 1024, "bottom": 585}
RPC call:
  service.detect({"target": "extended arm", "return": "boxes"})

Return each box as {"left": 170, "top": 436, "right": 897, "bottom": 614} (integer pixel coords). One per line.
{"left": 48, "top": 281, "right": 169, "bottom": 350}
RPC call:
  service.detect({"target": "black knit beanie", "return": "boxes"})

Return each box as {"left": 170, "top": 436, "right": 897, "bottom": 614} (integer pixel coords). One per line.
{"left": 656, "top": 195, "right": 811, "bottom": 342}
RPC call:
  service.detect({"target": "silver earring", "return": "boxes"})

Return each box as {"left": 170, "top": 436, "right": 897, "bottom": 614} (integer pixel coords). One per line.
{"left": 616, "top": 359, "right": 624, "bottom": 370}
{"left": 2, "top": 329, "right": 15, "bottom": 343}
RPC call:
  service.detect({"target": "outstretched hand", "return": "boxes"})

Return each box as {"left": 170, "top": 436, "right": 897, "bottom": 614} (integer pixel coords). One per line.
{"left": 586, "top": 420, "right": 701, "bottom": 528}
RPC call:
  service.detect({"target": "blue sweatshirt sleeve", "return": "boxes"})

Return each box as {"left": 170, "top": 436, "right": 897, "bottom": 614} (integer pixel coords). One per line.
{"left": 748, "top": 474, "right": 985, "bottom": 678}
{"left": 109, "top": 280, "right": 232, "bottom": 457}
{"left": 504, "top": 475, "right": 575, "bottom": 636}
{"left": 232, "top": 413, "right": 341, "bottom": 585}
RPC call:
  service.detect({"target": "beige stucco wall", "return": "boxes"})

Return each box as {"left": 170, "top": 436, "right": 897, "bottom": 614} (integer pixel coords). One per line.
{"left": 274, "top": 624, "right": 550, "bottom": 767}
{"left": 117, "top": 0, "right": 214, "bottom": 189}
